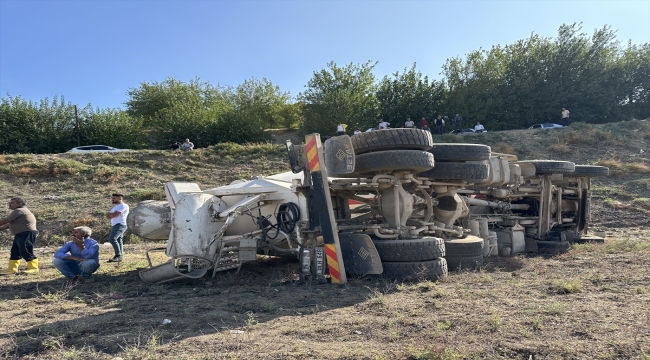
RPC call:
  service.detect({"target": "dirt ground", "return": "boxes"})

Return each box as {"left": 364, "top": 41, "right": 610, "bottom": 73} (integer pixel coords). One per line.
{"left": 1, "top": 235, "right": 649, "bottom": 359}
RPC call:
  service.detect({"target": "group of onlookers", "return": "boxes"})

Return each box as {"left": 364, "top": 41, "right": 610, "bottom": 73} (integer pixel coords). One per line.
{"left": 0, "top": 194, "right": 130, "bottom": 285}
{"left": 169, "top": 139, "right": 195, "bottom": 151}
{"left": 381, "top": 114, "right": 485, "bottom": 135}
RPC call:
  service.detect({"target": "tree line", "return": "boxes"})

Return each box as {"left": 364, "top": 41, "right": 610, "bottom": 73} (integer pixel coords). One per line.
{"left": 1, "top": 23, "right": 648, "bottom": 154}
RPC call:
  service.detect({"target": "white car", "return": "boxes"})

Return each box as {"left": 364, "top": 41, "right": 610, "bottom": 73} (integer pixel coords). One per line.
{"left": 450, "top": 128, "right": 487, "bottom": 134}
{"left": 528, "top": 123, "right": 563, "bottom": 129}
{"left": 68, "top": 145, "right": 131, "bottom": 153}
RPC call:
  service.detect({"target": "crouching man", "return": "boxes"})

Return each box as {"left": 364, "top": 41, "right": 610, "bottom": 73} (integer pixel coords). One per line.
{"left": 53, "top": 226, "right": 100, "bottom": 281}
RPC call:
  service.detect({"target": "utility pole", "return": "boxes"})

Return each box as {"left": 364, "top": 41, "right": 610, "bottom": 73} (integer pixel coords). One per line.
{"left": 74, "top": 105, "right": 80, "bottom": 146}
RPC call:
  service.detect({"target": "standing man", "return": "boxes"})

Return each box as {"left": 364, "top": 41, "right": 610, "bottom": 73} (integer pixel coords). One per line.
{"left": 106, "top": 193, "right": 129, "bottom": 263}
{"left": 181, "top": 139, "right": 194, "bottom": 151}
{"left": 336, "top": 122, "right": 345, "bottom": 135}
{"left": 435, "top": 115, "right": 445, "bottom": 135}
{"left": 53, "top": 226, "right": 100, "bottom": 282}
{"left": 419, "top": 117, "right": 429, "bottom": 129}
{"left": 0, "top": 197, "right": 39, "bottom": 275}
{"left": 453, "top": 114, "right": 463, "bottom": 131}
{"left": 404, "top": 117, "right": 414, "bottom": 129}
{"left": 561, "top": 107, "right": 570, "bottom": 126}
{"left": 378, "top": 119, "right": 390, "bottom": 129}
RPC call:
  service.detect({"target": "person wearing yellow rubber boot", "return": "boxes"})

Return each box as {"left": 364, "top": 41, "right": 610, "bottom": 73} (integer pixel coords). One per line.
{"left": 0, "top": 197, "right": 39, "bottom": 275}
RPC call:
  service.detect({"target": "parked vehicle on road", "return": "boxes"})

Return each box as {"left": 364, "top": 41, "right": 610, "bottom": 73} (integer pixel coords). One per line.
{"left": 67, "top": 145, "right": 131, "bottom": 153}
{"left": 528, "top": 123, "right": 563, "bottom": 129}
{"left": 450, "top": 128, "right": 487, "bottom": 134}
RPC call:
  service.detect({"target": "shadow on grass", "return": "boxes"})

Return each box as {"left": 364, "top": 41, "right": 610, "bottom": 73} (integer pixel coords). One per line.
{"left": 0, "top": 256, "right": 383, "bottom": 358}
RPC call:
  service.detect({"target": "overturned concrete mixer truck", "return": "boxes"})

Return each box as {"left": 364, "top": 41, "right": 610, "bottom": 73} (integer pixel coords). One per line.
{"left": 128, "top": 129, "right": 609, "bottom": 284}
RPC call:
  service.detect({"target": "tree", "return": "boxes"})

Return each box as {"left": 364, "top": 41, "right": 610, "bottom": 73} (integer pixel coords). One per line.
{"left": 441, "top": 23, "right": 649, "bottom": 129}
{"left": 376, "top": 64, "right": 446, "bottom": 127}
{"left": 618, "top": 42, "right": 650, "bottom": 120}
{"left": 300, "top": 61, "right": 380, "bottom": 135}
{"left": 79, "top": 107, "right": 147, "bottom": 149}
{"left": 125, "top": 77, "right": 225, "bottom": 128}
{"left": 0, "top": 95, "right": 146, "bottom": 154}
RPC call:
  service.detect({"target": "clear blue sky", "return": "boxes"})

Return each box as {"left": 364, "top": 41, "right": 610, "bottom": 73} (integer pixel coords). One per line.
{"left": 1, "top": 0, "right": 649, "bottom": 110}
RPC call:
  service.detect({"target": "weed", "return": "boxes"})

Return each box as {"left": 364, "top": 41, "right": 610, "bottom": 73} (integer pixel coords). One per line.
{"left": 367, "top": 288, "right": 387, "bottom": 307}
{"left": 90, "top": 164, "right": 127, "bottom": 183}
{"left": 67, "top": 215, "right": 98, "bottom": 228}
{"left": 549, "top": 143, "right": 573, "bottom": 154}
{"left": 41, "top": 292, "right": 64, "bottom": 302}
{"left": 261, "top": 300, "right": 275, "bottom": 312}
{"left": 245, "top": 312, "right": 258, "bottom": 328}
{"left": 629, "top": 163, "right": 650, "bottom": 173}
{"left": 120, "top": 332, "right": 160, "bottom": 360}
{"left": 131, "top": 188, "right": 166, "bottom": 201}
{"left": 436, "top": 320, "right": 452, "bottom": 331}
{"left": 603, "top": 239, "right": 650, "bottom": 254}
{"left": 32, "top": 205, "right": 65, "bottom": 220}
{"left": 632, "top": 198, "right": 650, "bottom": 210}
{"left": 417, "top": 280, "right": 436, "bottom": 292}
{"left": 531, "top": 317, "right": 542, "bottom": 330}
{"left": 409, "top": 349, "right": 435, "bottom": 360}
{"left": 487, "top": 314, "right": 502, "bottom": 332}
{"left": 545, "top": 302, "right": 568, "bottom": 315}
{"left": 552, "top": 279, "right": 582, "bottom": 294}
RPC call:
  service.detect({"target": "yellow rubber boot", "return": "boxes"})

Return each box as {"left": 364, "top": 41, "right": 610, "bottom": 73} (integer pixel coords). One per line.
{"left": 0, "top": 260, "right": 20, "bottom": 275}
{"left": 23, "top": 258, "right": 39, "bottom": 274}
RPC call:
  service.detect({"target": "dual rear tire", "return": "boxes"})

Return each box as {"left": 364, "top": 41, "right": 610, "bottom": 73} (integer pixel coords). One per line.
{"left": 374, "top": 237, "right": 448, "bottom": 281}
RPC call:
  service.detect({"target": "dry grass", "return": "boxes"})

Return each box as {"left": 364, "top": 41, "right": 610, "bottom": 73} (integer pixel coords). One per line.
{"left": 596, "top": 158, "right": 650, "bottom": 175}
{"left": 1, "top": 236, "right": 649, "bottom": 359}
{"left": 548, "top": 143, "right": 573, "bottom": 155}
{"left": 490, "top": 142, "right": 516, "bottom": 155}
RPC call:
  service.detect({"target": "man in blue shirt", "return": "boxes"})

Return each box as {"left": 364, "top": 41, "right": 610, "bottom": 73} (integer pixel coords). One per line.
{"left": 53, "top": 226, "right": 100, "bottom": 281}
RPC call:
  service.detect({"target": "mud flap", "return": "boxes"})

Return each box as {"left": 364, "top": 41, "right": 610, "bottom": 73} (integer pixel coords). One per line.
{"left": 285, "top": 140, "right": 306, "bottom": 173}
{"left": 338, "top": 233, "right": 383, "bottom": 275}
{"left": 323, "top": 135, "right": 355, "bottom": 175}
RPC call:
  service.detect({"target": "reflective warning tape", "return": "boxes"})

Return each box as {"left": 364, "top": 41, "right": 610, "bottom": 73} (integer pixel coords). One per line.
{"left": 324, "top": 244, "right": 341, "bottom": 283}
{"left": 305, "top": 135, "right": 320, "bottom": 172}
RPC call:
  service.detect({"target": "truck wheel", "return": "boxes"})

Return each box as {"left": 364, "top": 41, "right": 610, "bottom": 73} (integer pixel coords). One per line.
{"left": 573, "top": 165, "right": 609, "bottom": 177}
{"left": 518, "top": 160, "right": 575, "bottom": 174}
{"left": 428, "top": 144, "right": 491, "bottom": 161}
{"left": 354, "top": 150, "right": 434, "bottom": 175}
{"left": 352, "top": 129, "right": 433, "bottom": 155}
{"left": 444, "top": 236, "right": 484, "bottom": 271}
{"left": 373, "top": 237, "right": 445, "bottom": 262}
{"left": 381, "top": 258, "right": 448, "bottom": 280}
{"left": 419, "top": 162, "right": 489, "bottom": 181}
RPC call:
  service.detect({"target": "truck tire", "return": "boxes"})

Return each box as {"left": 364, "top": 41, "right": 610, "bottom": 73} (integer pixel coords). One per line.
{"left": 354, "top": 150, "right": 435, "bottom": 175}
{"left": 373, "top": 237, "right": 445, "bottom": 262}
{"left": 351, "top": 129, "right": 433, "bottom": 155}
{"left": 428, "top": 144, "right": 491, "bottom": 161}
{"left": 381, "top": 258, "right": 448, "bottom": 280}
{"left": 573, "top": 165, "right": 609, "bottom": 177}
{"left": 518, "top": 160, "right": 575, "bottom": 174}
{"left": 444, "top": 236, "right": 484, "bottom": 271}
{"left": 419, "top": 162, "right": 489, "bottom": 181}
